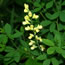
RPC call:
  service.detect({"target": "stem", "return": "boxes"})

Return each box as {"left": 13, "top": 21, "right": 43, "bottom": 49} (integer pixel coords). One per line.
{"left": 54, "top": 0, "right": 58, "bottom": 10}
{"left": 40, "top": 12, "right": 46, "bottom": 20}
{"left": 10, "top": 39, "right": 17, "bottom": 48}
{"left": 56, "top": 19, "right": 59, "bottom": 32}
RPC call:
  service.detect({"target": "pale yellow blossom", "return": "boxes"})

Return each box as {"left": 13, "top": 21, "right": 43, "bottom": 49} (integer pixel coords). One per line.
{"left": 35, "top": 35, "right": 39, "bottom": 40}
{"left": 28, "top": 33, "right": 34, "bottom": 39}
{"left": 35, "top": 35, "right": 42, "bottom": 42}
{"left": 30, "top": 25, "right": 34, "bottom": 30}
{"left": 22, "top": 20, "right": 30, "bottom": 25}
{"left": 24, "top": 3, "right": 29, "bottom": 9}
{"left": 25, "top": 26, "right": 30, "bottom": 30}
{"left": 24, "top": 15, "right": 30, "bottom": 21}
{"left": 28, "top": 11, "right": 32, "bottom": 17}
{"left": 32, "top": 14, "right": 39, "bottom": 19}
{"left": 34, "top": 27, "right": 40, "bottom": 33}
{"left": 24, "top": 9, "right": 29, "bottom": 13}
{"left": 29, "top": 40, "right": 35, "bottom": 46}
{"left": 30, "top": 45, "right": 37, "bottom": 50}
{"left": 40, "top": 45, "right": 45, "bottom": 51}
{"left": 38, "top": 37, "right": 42, "bottom": 42}
{"left": 37, "top": 25, "right": 43, "bottom": 29}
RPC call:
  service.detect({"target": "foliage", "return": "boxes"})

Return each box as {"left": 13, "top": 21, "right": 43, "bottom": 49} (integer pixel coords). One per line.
{"left": 0, "top": 0, "right": 65, "bottom": 65}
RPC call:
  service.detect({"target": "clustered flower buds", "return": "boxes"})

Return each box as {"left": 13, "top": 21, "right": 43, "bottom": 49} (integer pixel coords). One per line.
{"left": 22, "top": 3, "right": 45, "bottom": 51}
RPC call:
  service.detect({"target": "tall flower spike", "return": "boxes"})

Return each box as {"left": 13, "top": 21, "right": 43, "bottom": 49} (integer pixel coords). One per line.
{"left": 23, "top": 3, "right": 43, "bottom": 51}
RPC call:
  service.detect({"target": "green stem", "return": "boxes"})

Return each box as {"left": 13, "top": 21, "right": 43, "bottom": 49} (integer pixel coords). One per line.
{"left": 40, "top": 12, "right": 46, "bottom": 20}
{"left": 56, "top": 19, "right": 59, "bottom": 32}
{"left": 10, "top": 39, "right": 17, "bottom": 48}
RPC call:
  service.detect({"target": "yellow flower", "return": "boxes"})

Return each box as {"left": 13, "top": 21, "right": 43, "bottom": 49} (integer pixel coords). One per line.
{"left": 29, "top": 40, "right": 35, "bottom": 46}
{"left": 34, "top": 27, "right": 40, "bottom": 33}
{"left": 25, "top": 26, "right": 30, "bottom": 30}
{"left": 30, "top": 45, "right": 37, "bottom": 50}
{"left": 28, "top": 11, "right": 32, "bottom": 17}
{"left": 38, "top": 37, "right": 42, "bottom": 42}
{"left": 24, "top": 15, "right": 30, "bottom": 21}
{"left": 32, "top": 14, "right": 39, "bottom": 19}
{"left": 28, "top": 33, "right": 34, "bottom": 39}
{"left": 37, "top": 25, "right": 43, "bottom": 29}
{"left": 35, "top": 35, "right": 39, "bottom": 40}
{"left": 30, "top": 25, "right": 34, "bottom": 30}
{"left": 24, "top": 3, "right": 29, "bottom": 9}
{"left": 24, "top": 9, "right": 29, "bottom": 13}
{"left": 35, "top": 35, "right": 42, "bottom": 42}
{"left": 40, "top": 45, "right": 45, "bottom": 51}
{"left": 22, "top": 20, "right": 30, "bottom": 25}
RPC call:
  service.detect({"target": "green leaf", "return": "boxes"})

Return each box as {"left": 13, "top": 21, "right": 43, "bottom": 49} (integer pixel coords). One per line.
{"left": 20, "top": 26, "right": 24, "bottom": 33}
{"left": 0, "top": 34, "right": 8, "bottom": 44}
{"left": 58, "top": 24, "right": 64, "bottom": 31}
{"left": 12, "top": 30, "right": 22, "bottom": 38}
{"left": 4, "top": 23, "right": 12, "bottom": 35}
{"left": 32, "top": 7, "right": 41, "bottom": 12}
{"left": 4, "top": 50, "right": 21, "bottom": 62}
{"left": 51, "top": 58, "right": 59, "bottom": 65}
{"left": 42, "top": 39, "right": 55, "bottom": 46}
{"left": 5, "top": 46, "right": 15, "bottom": 52}
{"left": 54, "top": 31, "right": 61, "bottom": 47}
{"left": 45, "top": 12, "right": 59, "bottom": 20}
{"left": 61, "top": 50, "right": 65, "bottom": 58}
{"left": 47, "top": 33, "right": 54, "bottom": 40}
{"left": 46, "top": 1, "right": 53, "bottom": 9}
{"left": 26, "top": 0, "right": 32, "bottom": 3}
{"left": 33, "top": 2, "right": 41, "bottom": 7}
{"left": 25, "top": 58, "right": 42, "bottom": 65}
{"left": 37, "top": 53, "right": 47, "bottom": 60}
{"left": 36, "top": 0, "right": 40, "bottom": 3}
{"left": 40, "top": 20, "right": 52, "bottom": 27}
{"left": 40, "top": 29, "right": 49, "bottom": 35}
{"left": 62, "top": 1, "right": 65, "bottom": 5}
{"left": 55, "top": 47, "right": 63, "bottom": 54}
{"left": 55, "top": 47, "right": 65, "bottom": 58}
{"left": 0, "top": 44, "right": 5, "bottom": 52}
{"left": 50, "top": 23, "right": 56, "bottom": 32}
{"left": 60, "top": 10, "right": 65, "bottom": 22}
{"left": 43, "top": 59, "right": 50, "bottom": 65}
{"left": 10, "top": 63, "right": 17, "bottom": 65}
{"left": 14, "top": 51, "right": 21, "bottom": 62}
{"left": 0, "top": 0, "right": 3, "bottom": 5}
{"left": 31, "top": 50, "right": 40, "bottom": 56}
{"left": 47, "top": 47, "right": 55, "bottom": 54}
